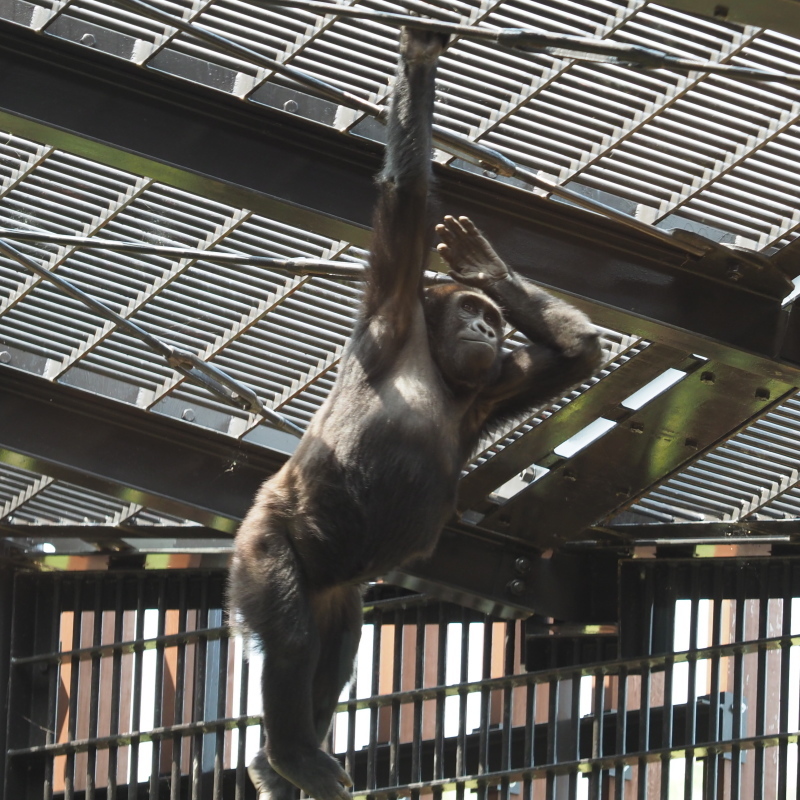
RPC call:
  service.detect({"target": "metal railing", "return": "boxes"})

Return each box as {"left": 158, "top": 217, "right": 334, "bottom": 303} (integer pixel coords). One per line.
{"left": 2, "top": 558, "right": 800, "bottom": 799}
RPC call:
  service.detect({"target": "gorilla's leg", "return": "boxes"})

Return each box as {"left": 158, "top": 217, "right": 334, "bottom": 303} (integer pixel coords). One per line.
{"left": 248, "top": 586, "right": 362, "bottom": 800}
{"left": 231, "top": 517, "right": 352, "bottom": 800}
{"left": 259, "top": 585, "right": 353, "bottom": 800}
{"left": 311, "top": 585, "right": 364, "bottom": 743}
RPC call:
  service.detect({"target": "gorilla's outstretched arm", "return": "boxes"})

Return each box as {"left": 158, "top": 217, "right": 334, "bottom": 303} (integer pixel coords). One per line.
{"left": 360, "top": 30, "right": 446, "bottom": 362}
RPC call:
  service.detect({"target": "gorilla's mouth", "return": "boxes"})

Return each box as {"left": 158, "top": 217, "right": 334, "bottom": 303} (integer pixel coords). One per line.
{"left": 461, "top": 337, "right": 495, "bottom": 348}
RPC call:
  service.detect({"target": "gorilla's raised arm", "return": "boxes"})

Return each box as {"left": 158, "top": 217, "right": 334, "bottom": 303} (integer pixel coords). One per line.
{"left": 437, "top": 215, "right": 602, "bottom": 423}
{"left": 362, "top": 31, "right": 445, "bottom": 342}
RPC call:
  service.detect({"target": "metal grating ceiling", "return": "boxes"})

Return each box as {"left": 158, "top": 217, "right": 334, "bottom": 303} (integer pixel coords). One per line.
{"left": 0, "top": 0, "right": 799, "bottom": 560}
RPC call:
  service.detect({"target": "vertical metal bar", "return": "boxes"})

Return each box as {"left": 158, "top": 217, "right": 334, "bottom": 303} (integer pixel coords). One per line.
{"left": 477, "top": 617, "right": 493, "bottom": 800}
{"left": 433, "top": 606, "right": 448, "bottom": 800}
{"left": 660, "top": 566, "right": 676, "bottom": 799}
{"left": 213, "top": 623, "right": 229, "bottom": 800}
{"left": 389, "top": 609, "right": 403, "bottom": 790}
{"left": 589, "top": 668, "right": 605, "bottom": 800}
{"left": 86, "top": 579, "right": 103, "bottom": 800}
{"left": 129, "top": 577, "right": 146, "bottom": 800}
{"left": 614, "top": 666, "right": 628, "bottom": 800}
{"left": 410, "top": 604, "right": 425, "bottom": 800}
{"left": 522, "top": 669, "right": 537, "bottom": 800}
{"left": 637, "top": 672, "right": 650, "bottom": 800}
{"left": 568, "top": 667, "right": 581, "bottom": 799}
{"left": 0, "top": 562, "right": 14, "bottom": 798}
{"left": 637, "top": 566, "right": 654, "bottom": 800}
{"left": 108, "top": 577, "right": 124, "bottom": 800}
{"left": 684, "top": 566, "right": 700, "bottom": 800}
{"left": 546, "top": 673, "right": 558, "bottom": 800}
{"left": 456, "top": 608, "right": 469, "bottom": 800}
{"left": 45, "top": 576, "right": 62, "bottom": 800}
{"left": 191, "top": 579, "right": 209, "bottom": 799}
{"left": 64, "top": 578, "right": 83, "bottom": 800}
{"left": 234, "top": 630, "right": 249, "bottom": 800}
{"left": 345, "top": 657, "right": 357, "bottom": 793}
{"left": 705, "top": 568, "right": 724, "bottom": 800}
{"left": 172, "top": 576, "right": 188, "bottom": 800}
{"left": 730, "top": 570, "right": 746, "bottom": 800}
{"left": 777, "top": 563, "right": 792, "bottom": 800}
{"left": 753, "top": 562, "right": 769, "bottom": 800}
{"left": 150, "top": 580, "right": 167, "bottom": 800}
{"left": 367, "top": 609, "right": 382, "bottom": 793}
{"left": 500, "top": 621, "right": 515, "bottom": 800}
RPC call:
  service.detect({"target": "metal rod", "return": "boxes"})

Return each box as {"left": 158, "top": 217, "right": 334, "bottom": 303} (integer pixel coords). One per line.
{"left": 109, "top": 0, "right": 708, "bottom": 257}
{"left": 0, "top": 237, "right": 304, "bottom": 436}
{"left": 259, "top": 1, "right": 800, "bottom": 87}
{"left": 12, "top": 625, "right": 229, "bottom": 665}
{"left": 0, "top": 230, "right": 456, "bottom": 284}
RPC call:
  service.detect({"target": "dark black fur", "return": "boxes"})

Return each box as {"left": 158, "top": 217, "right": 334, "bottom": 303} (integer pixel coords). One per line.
{"left": 229, "top": 28, "right": 601, "bottom": 800}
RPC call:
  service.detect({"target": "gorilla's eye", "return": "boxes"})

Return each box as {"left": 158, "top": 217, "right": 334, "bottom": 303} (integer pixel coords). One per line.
{"left": 486, "top": 312, "right": 500, "bottom": 328}
{"left": 461, "top": 299, "right": 476, "bottom": 313}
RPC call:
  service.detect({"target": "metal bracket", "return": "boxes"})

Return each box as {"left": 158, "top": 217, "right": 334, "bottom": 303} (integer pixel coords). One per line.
{"left": 670, "top": 229, "right": 795, "bottom": 300}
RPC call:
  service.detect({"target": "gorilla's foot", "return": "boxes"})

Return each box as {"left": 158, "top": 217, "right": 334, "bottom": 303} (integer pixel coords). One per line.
{"left": 248, "top": 750, "right": 298, "bottom": 800}
{"left": 269, "top": 746, "right": 352, "bottom": 800}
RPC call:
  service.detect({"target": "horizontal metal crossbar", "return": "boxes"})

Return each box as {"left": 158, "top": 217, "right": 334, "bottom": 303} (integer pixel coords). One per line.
{"left": 347, "top": 733, "right": 800, "bottom": 798}
{"left": 260, "top": 0, "right": 800, "bottom": 86}
{"left": 11, "top": 626, "right": 228, "bottom": 666}
{"left": 8, "top": 632, "right": 799, "bottom": 757}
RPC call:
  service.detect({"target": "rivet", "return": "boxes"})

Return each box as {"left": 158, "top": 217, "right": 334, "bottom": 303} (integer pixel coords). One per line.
{"left": 701, "top": 371, "right": 715, "bottom": 385}
{"left": 507, "top": 579, "right": 526, "bottom": 597}
{"left": 181, "top": 408, "right": 196, "bottom": 422}
{"left": 630, "top": 422, "right": 645, "bottom": 434}
{"left": 563, "top": 469, "right": 577, "bottom": 482}
{"left": 0, "top": 350, "right": 10, "bottom": 364}
{"left": 283, "top": 99, "right": 299, "bottom": 113}
{"left": 80, "top": 33, "right": 96, "bottom": 47}
{"left": 726, "top": 265, "right": 742, "bottom": 281}
{"left": 685, "top": 437, "right": 699, "bottom": 449}
{"left": 514, "top": 557, "right": 531, "bottom": 575}
{"left": 755, "top": 387, "right": 770, "bottom": 401}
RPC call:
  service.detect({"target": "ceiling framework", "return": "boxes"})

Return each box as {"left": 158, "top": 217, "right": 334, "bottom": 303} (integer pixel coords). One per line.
{"left": 1, "top": 0, "right": 800, "bottom": 616}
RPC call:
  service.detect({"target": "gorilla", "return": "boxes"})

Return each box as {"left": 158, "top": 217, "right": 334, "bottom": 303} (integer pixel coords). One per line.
{"left": 229, "top": 26, "right": 601, "bottom": 800}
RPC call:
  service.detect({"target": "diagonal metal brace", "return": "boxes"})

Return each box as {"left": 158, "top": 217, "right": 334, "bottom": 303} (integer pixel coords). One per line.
{"left": 0, "top": 238, "right": 303, "bottom": 437}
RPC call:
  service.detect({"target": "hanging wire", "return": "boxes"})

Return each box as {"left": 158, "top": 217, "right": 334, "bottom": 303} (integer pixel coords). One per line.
{"left": 0, "top": 229, "right": 453, "bottom": 283}
{"left": 109, "top": 0, "right": 710, "bottom": 257}
{"left": 0, "top": 238, "right": 305, "bottom": 437}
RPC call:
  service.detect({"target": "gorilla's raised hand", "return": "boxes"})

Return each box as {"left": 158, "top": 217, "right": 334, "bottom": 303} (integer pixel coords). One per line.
{"left": 435, "top": 215, "right": 509, "bottom": 289}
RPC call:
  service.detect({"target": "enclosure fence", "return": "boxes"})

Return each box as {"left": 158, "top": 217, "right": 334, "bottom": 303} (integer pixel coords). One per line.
{"left": 2, "top": 558, "right": 800, "bottom": 799}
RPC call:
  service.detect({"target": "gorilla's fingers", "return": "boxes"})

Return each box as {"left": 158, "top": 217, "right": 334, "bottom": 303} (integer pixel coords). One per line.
{"left": 435, "top": 222, "right": 456, "bottom": 245}
{"left": 458, "top": 216, "right": 479, "bottom": 235}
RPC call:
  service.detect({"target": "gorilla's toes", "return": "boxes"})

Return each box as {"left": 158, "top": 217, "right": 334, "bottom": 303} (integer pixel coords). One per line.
{"left": 248, "top": 750, "right": 299, "bottom": 800}
{"left": 270, "top": 747, "right": 352, "bottom": 800}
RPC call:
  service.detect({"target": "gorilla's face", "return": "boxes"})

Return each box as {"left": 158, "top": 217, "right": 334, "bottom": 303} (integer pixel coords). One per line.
{"left": 425, "top": 286, "right": 503, "bottom": 391}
